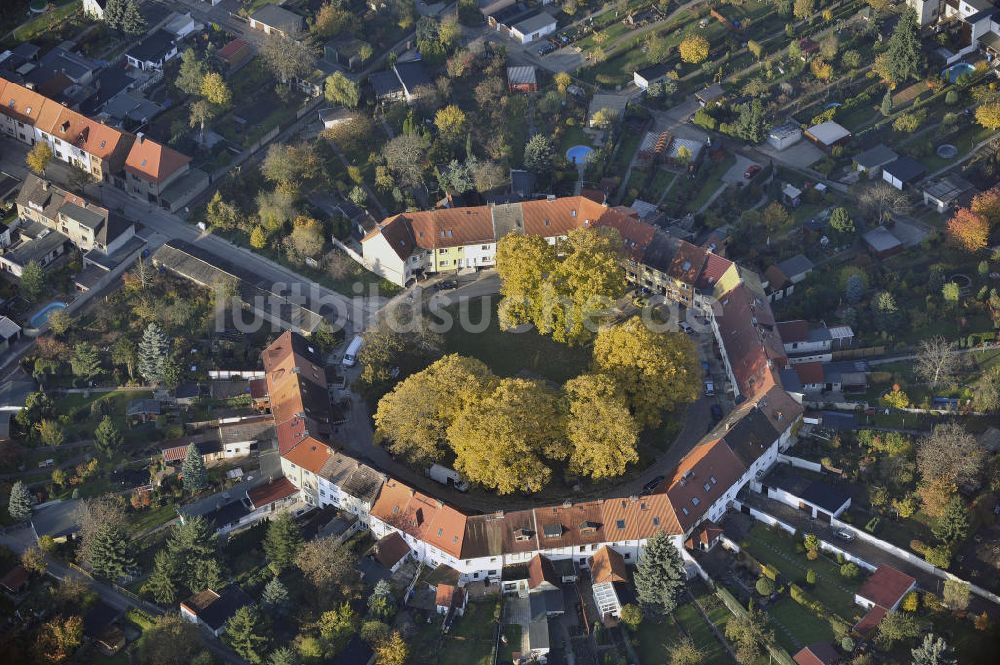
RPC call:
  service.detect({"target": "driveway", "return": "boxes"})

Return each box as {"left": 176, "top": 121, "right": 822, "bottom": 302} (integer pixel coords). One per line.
{"left": 722, "top": 155, "right": 759, "bottom": 186}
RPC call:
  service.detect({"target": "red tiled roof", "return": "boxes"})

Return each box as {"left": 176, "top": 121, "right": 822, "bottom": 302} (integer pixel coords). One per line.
{"left": 125, "top": 136, "right": 191, "bottom": 184}
{"left": 282, "top": 436, "right": 334, "bottom": 473}
{"left": 590, "top": 546, "right": 628, "bottom": 584}
{"left": 247, "top": 477, "right": 298, "bottom": 508}
{"left": 696, "top": 252, "right": 735, "bottom": 290}
{"left": 853, "top": 605, "right": 887, "bottom": 635}
{"left": 218, "top": 38, "right": 251, "bottom": 61}
{"left": 794, "top": 362, "right": 824, "bottom": 385}
{"left": 528, "top": 554, "right": 560, "bottom": 590}
{"left": 793, "top": 643, "right": 842, "bottom": 665}
{"left": 374, "top": 531, "right": 411, "bottom": 568}
{"left": 764, "top": 265, "right": 789, "bottom": 290}
{"left": 0, "top": 564, "right": 29, "bottom": 592}
{"left": 370, "top": 479, "right": 466, "bottom": 558}
{"left": 776, "top": 320, "right": 810, "bottom": 344}
{"left": 856, "top": 565, "right": 915, "bottom": 610}
{"left": 667, "top": 440, "right": 745, "bottom": 532}
{"left": 435, "top": 583, "right": 464, "bottom": 608}
{"left": 715, "top": 282, "right": 787, "bottom": 397}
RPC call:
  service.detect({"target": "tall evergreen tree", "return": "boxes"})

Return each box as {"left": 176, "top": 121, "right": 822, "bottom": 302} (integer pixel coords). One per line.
{"left": 879, "top": 8, "right": 923, "bottom": 85}
{"left": 634, "top": 531, "right": 686, "bottom": 615}
{"left": 138, "top": 323, "right": 170, "bottom": 385}
{"left": 102, "top": 0, "right": 125, "bottom": 28}
{"left": 165, "top": 516, "right": 222, "bottom": 592}
{"left": 7, "top": 480, "right": 32, "bottom": 522}
{"left": 120, "top": 0, "right": 147, "bottom": 35}
{"left": 87, "top": 522, "right": 135, "bottom": 581}
{"left": 225, "top": 606, "right": 269, "bottom": 664}
{"left": 268, "top": 647, "right": 297, "bottom": 665}
{"left": 261, "top": 577, "right": 290, "bottom": 616}
{"left": 263, "top": 513, "right": 303, "bottom": 572}
{"left": 142, "top": 549, "right": 179, "bottom": 604}
{"left": 181, "top": 443, "right": 207, "bottom": 493}
{"left": 94, "top": 415, "right": 123, "bottom": 457}
{"left": 368, "top": 579, "right": 395, "bottom": 620}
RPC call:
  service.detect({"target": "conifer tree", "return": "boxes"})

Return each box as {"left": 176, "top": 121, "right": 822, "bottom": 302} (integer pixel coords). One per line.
{"left": 634, "top": 531, "right": 686, "bottom": 615}
{"left": 181, "top": 443, "right": 207, "bottom": 493}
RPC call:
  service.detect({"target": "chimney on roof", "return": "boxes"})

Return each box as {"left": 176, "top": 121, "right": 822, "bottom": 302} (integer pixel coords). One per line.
{"left": 41, "top": 181, "right": 49, "bottom": 191}
{"left": 137, "top": 132, "right": 145, "bottom": 144}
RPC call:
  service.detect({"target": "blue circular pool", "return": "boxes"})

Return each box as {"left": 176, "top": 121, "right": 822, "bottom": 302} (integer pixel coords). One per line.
{"left": 30, "top": 301, "right": 67, "bottom": 328}
{"left": 566, "top": 145, "right": 593, "bottom": 165}
{"left": 942, "top": 62, "right": 975, "bottom": 83}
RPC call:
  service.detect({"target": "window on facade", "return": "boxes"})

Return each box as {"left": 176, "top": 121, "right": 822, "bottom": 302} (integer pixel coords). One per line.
{"left": 616, "top": 520, "right": 625, "bottom": 530}
{"left": 691, "top": 497, "right": 700, "bottom": 506}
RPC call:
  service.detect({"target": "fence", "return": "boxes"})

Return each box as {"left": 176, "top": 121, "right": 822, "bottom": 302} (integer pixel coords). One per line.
{"left": 733, "top": 500, "right": 797, "bottom": 535}
{"left": 777, "top": 454, "right": 823, "bottom": 473}
{"left": 713, "top": 579, "right": 798, "bottom": 665}
{"left": 207, "top": 370, "right": 265, "bottom": 380}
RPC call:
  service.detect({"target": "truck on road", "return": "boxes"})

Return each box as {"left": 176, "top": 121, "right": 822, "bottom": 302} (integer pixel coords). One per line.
{"left": 426, "top": 464, "right": 470, "bottom": 492}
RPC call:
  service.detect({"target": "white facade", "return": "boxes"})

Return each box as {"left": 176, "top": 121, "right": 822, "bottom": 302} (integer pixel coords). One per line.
{"left": 83, "top": 0, "right": 105, "bottom": 19}
{"left": 511, "top": 18, "right": 556, "bottom": 44}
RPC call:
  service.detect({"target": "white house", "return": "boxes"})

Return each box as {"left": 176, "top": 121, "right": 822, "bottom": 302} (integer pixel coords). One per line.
{"left": 82, "top": 0, "right": 105, "bottom": 19}
{"left": 754, "top": 466, "right": 852, "bottom": 521}
{"left": 767, "top": 123, "right": 803, "bottom": 151}
{"left": 509, "top": 12, "right": 557, "bottom": 44}
{"left": 180, "top": 586, "right": 253, "bottom": 637}
{"left": 125, "top": 30, "right": 179, "bottom": 71}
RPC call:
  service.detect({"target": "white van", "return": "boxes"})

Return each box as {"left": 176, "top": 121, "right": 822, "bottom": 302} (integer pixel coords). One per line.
{"left": 342, "top": 335, "right": 363, "bottom": 367}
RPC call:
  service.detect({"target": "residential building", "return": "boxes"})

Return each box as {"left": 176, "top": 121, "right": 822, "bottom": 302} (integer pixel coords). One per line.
{"left": 180, "top": 586, "right": 254, "bottom": 636}
{"left": 124, "top": 134, "right": 196, "bottom": 210}
{"left": 14, "top": 174, "right": 135, "bottom": 266}
{"left": 248, "top": 5, "right": 305, "bottom": 36}
{"left": 507, "top": 65, "right": 538, "bottom": 93}
{"left": 882, "top": 156, "right": 926, "bottom": 190}
{"left": 755, "top": 465, "right": 852, "bottom": 521}
{"left": 767, "top": 123, "right": 803, "bottom": 151}
{"left": 907, "top": 0, "right": 1000, "bottom": 62}
{"left": 83, "top": 0, "right": 106, "bottom": 19}
{"left": 509, "top": 11, "right": 558, "bottom": 43}
{"left": 776, "top": 320, "right": 854, "bottom": 363}
{"left": 854, "top": 144, "right": 898, "bottom": 177}
{"left": 695, "top": 83, "right": 725, "bottom": 107}
{"left": 393, "top": 61, "right": 432, "bottom": 103}
{"left": 633, "top": 62, "right": 672, "bottom": 91}
{"left": 853, "top": 565, "right": 916, "bottom": 634}
{"left": 793, "top": 643, "right": 842, "bottom": 665}
{"left": 0, "top": 76, "right": 135, "bottom": 184}
{"left": 125, "top": 30, "right": 179, "bottom": 71}
{"left": 0, "top": 316, "right": 22, "bottom": 351}
{"left": 373, "top": 531, "right": 412, "bottom": 573}
{"left": 590, "top": 546, "right": 632, "bottom": 620}
{"left": 922, "top": 174, "right": 976, "bottom": 212}
{"left": 804, "top": 121, "right": 851, "bottom": 149}
{"left": 863, "top": 226, "right": 904, "bottom": 259}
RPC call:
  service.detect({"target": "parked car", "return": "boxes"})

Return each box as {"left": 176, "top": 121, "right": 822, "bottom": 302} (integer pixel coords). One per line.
{"left": 642, "top": 475, "right": 666, "bottom": 494}
{"left": 704, "top": 380, "right": 715, "bottom": 397}
{"left": 435, "top": 279, "right": 459, "bottom": 290}
{"left": 537, "top": 42, "right": 557, "bottom": 56}
{"left": 679, "top": 321, "right": 694, "bottom": 334}
{"left": 711, "top": 404, "right": 723, "bottom": 421}
{"left": 835, "top": 529, "right": 855, "bottom": 541}
{"left": 743, "top": 164, "right": 762, "bottom": 179}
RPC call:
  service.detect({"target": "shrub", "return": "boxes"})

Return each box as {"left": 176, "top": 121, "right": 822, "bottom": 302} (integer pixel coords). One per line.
{"left": 806, "top": 549, "right": 819, "bottom": 561}
{"left": 840, "top": 562, "right": 860, "bottom": 579}
{"left": 842, "top": 636, "right": 855, "bottom": 652}
{"left": 760, "top": 563, "right": 779, "bottom": 581}
{"left": 806, "top": 569, "right": 817, "bottom": 585}
{"left": 755, "top": 577, "right": 775, "bottom": 596}
{"left": 901, "top": 591, "right": 919, "bottom": 612}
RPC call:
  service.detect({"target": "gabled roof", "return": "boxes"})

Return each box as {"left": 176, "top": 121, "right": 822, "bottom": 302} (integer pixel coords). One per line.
{"left": 126, "top": 30, "right": 176, "bottom": 63}
{"left": 667, "top": 439, "right": 745, "bottom": 532}
{"left": 856, "top": 565, "right": 915, "bottom": 609}
{"left": 393, "top": 60, "right": 431, "bottom": 94}
{"left": 370, "top": 479, "right": 466, "bottom": 558}
{"left": 507, "top": 65, "right": 536, "bottom": 86}
{"left": 793, "top": 643, "right": 842, "bottom": 665}
{"left": 776, "top": 254, "right": 813, "bottom": 280}
{"left": 374, "top": 531, "right": 411, "bottom": 568}
{"left": 250, "top": 4, "right": 304, "bottom": 32}
{"left": 794, "top": 361, "right": 824, "bottom": 385}
{"left": 883, "top": 156, "right": 926, "bottom": 183}
{"left": 180, "top": 586, "right": 253, "bottom": 632}
{"left": 527, "top": 554, "right": 560, "bottom": 590}
{"left": 125, "top": 135, "right": 191, "bottom": 184}
{"left": 854, "top": 144, "right": 898, "bottom": 169}
{"left": 590, "top": 546, "right": 628, "bottom": 584}
{"left": 247, "top": 477, "right": 298, "bottom": 509}
{"left": 715, "top": 282, "right": 787, "bottom": 397}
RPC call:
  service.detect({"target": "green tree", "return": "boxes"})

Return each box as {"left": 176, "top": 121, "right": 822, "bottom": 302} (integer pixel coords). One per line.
{"left": 94, "top": 416, "right": 123, "bottom": 458}
{"left": 829, "top": 207, "right": 855, "bottom": 234}
{"left": 565, "top": 373, "right": 640, "bottom": 479}
{"left": 874, "top": 8, "right": 923, "bottom": 86}
{"left": 47, "top": 308, "right": 72, "bottom": 336}
{"left": 263, "top": 513, "right": 303, "bottom": 572}
{"left": 268, "top": 647, "right": 298, "bottom": 665}
{"left": 374, "top": 630, "right": 408, "bottom": 665}
{"left": 755, "top": 577, "right": 774, "bottom": 595}
{"left": 200, "top": 72, "right": 232, "bottom": 107}
{"left": 634, "top": 531, "right": 686, "bottom": 615}
{"left": 942, "top": 579, "right": 970, "bottom": 611}
{"left": 523, "top": 134, "right": 555, "bottom": 177}
{"left": 175, "top": 48, "right": 207, "bottom": 96}
{"left": 138, "top": 322, "right": 170, "bottom": 385}
{"left": 619, "top": 603, "right": 643, "bottom": 629}
{"left": 111, "top": 336, "right": 137, "bottom": 380}
{"left": 367, "top": 579, "right": 395, "bottom": 620}
{"left": 592, "top": 318, "right": 700, "bottom": 428}
{"left": 734, "top": 99, "right": 767, "bottom": 143}
{"left": 165, "top": 516, "right": 223, "bottom": 593}
{"left": 669, "top": 636, "right": 705, "bottom": 665}
{"left": 224, "top": 606, "right": 269, "bottom": 664}
{"left": 911, "top": 634, "right": 957, "bottom": 665}
{"left": 806, "top": 569, "right": 817, "bottom": 585}
{"left": 325, "top": 71, "right": 360, "bottom": 108}
{"left": 295, "top": 536, "right": 358, "bottom": 598}
{"left": 19, "top": 260, "right": 46, "bottom": 302}
{"left": 881, "top": 89, "right": 894, "bottom": 116}
{"left": 36, "top": 419, "right": 64, "bottom": 447}
{"left": 181, "top": 443, "right": 207, "bottom": 493}
{"left": 119, "top": 0, "right": 146, "bottom": 35}
{"left": 137, "top": 615, "right": 205, "bottom": 665}
{"left": 7, "top": 480, "right": 32, "bottom": 522}
{"left": 793, "top": 0, "right": 814, "bottom": 19}
{"left": 142, "top": 549, "right": 179, "bottom": 604}
{"left": 70, "top": 342, "right": 102, "bottom": 381}
{"left": 933, "top": 496, "right": 969, "bottom": 545}
{"left": 261, "top": 577, "right": 291, "bottom": 616}
{"left": 725, "top": 607, "right": 774, "bottom": 663}
{"left": 84, "top": 515, "right": 134, "bottom": 580}
{"left": 876, "top": 610, "right": 920, "bottom": 648}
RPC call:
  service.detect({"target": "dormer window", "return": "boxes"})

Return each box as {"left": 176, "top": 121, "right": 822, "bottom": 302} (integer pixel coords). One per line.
{"left": 652, "top": 517, "right": 660, "bottom": 526}
{"left": 513, "top": 529, "right": 531, "bottom": 542}
{"left": 691, "top": 497, "right": 700, "bottom": 506}
{"left": 703, "top": 482, "right": 712, "bottom": 492}
{"left": 543, "top": 524, "right": 562, "bottom": 539}
{"left": 615, "top": 520, "right": 625, "bottom": 530}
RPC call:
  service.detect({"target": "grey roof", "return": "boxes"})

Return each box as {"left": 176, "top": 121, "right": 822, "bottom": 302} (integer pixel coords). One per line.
{"left": 0, "top": 411, "right": 12, "bottom": 441}
{"left": 0, "top": 315, "right": 21, "bottom": 340}
{"left": 806, "top": 121, "right": 851, "bottom": 145}
{"left": 723, "top": 407, "right": 780, "bottom": 468}
{"left": 393, "top": 60, "right": 431, "bottom": 94}
{"left": 883, "top": 156, "right": 926, "bottom": 183}
{"left": 775, "top": 253, "right": 813, "bottom": 279}
{"left": 60, "top": 202, "right": 105, "bottom": 229}
{"left": 507, "top": 65, "right": 536, "bottom": 86}
{"left": 12, "top": 42, "right": 40, "bottom": 61}
{"left": 197, "top": 499, "right": 250, "bottom": 532}
{"left": 779, "top": 368, "right": 803, "bottom": 393}
{"left": 696, "top": 83, "right": 725, "bottom": 103}
{"left": 863, "top": 226, "right": 902, "bottom": 252}
{"left": 370, "top": 70, "right": 403, "bottom": 98}
{"left": 510, "top": 169, "right": 536, "bottom": 197}
{"left": 923, "top": 174, "right": 975, "bottom": 202}
{"left": 800, "top": 481, "right": 851, "bottom": 513}
{"left": 635, "top": 61, "right": 672, "bottom": 83}
{"left": 250, "top": 4, "right": 304, "bottom": 32}
{"left": 820, "top": 360, "right": 868, "bottom": 384}
{"left": 218, "top": 418, "right": 274, "bottom": 446}
{"left": 31, "top": 500, "right": 81, "bottom": 540}
{"left": 4, "top": 230, "right": 65, "bottom": 268}
{"left": 127, "top": 399, "right": 161, "bottom": 416}
{"left": 512, "top": 11, "right": 557, "bottom": 35}
{"left": 184, "top": 585, "right": 253, "bottom": 631}
{"left": 101, "top": 90, "right": 162, "bottom": 122}
{"left": 38, "top": 46, "right": 97, "bottom": 82}
{"left": 855, "top": 144, "right": 898, "bottom": 169}
{"left": 126, "top": 30, "right": 176, "bottom": 64}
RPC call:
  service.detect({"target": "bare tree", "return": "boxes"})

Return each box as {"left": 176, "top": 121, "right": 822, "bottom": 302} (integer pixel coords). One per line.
{"left": 917, "top": 423, "right": 984, "bottom": 487}
{"left": 858, "top": 181, "right": 912, "bottom": 223}
{"left": 259, "top": 30, "right": 317, "bottom": 83}
{"left": 382, "top": 134, "right": 429, "bottom": 189}
{"left": 914, "top": 336, "right": 959, "bottom": 387}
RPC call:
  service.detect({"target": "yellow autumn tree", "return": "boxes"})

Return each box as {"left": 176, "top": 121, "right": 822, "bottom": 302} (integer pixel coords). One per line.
{"left": 565, "top": 373, "right": 640, "bottom": 479}
{"left": 249, "top": 225, "right": 267, "bottom": 249}
{"left": 375, "top": 355, "right": 496, "bottom": 464}
{"left": 592, "top": 318, "right": 700, "bottom": 429}
{"left": 679, "top": 34, "right": 710, "bottom": 64}
{"left": 26, "top": 142, "right": 53, "bottom": 175}
{"left": 434, "top": 104, "right": 467, "bottom": 145}
{"left": 975, "top": 102, "right": 1000, "bottom": 130}
{"left": 554, "top": 71, "right": 572, "bottom": 94}
{"left": 448, "top": 378, "right": 566, "bottom": 494}
{"left": 200, "top": 71, "right": 232, "bottom": 107}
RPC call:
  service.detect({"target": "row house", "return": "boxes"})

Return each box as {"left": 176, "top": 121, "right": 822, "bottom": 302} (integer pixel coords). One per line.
{"left": 776, "top": 320, "right": 855, "bottom": 364}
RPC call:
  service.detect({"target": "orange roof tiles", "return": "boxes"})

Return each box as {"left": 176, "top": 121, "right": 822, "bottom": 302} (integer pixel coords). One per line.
{"left": 282, "top": 436, "right": 334, "bottom": 474}
{"left": 247, "top": 477, "right": 298, "bottom": 508}
{"left": 527, "top": 554, "right": 560, "bottom": 590}
{"left": 126, "top": 136, "right": 191, "bottom": 183}
{"left": 0, "top": 78, "right": 47, "bottom": 124}
{"left": 794, "top": 362, "right": 824, "bottom": 385}
{"left": 374, "top": 531, "right": 411, "bottom": 568}
{"left": 716, "top": 282, "right": 787, "bottom": 397}
{"left": 600, "top": 492, "right": 680, "bottom": 540}
{"left": 856, "top": 565, "right": 915, "bottom": 609}
{"left": 370, "top": 479, "right": 466, "bottom": 559}
{"left": 590, "top": 546, "right": 628, "bottom": 584}
{"left": 533, "top": 500, "right": 607, "bottom": 549}
{"left": 667, "top": 440, "right": 745, "bottom": 532}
